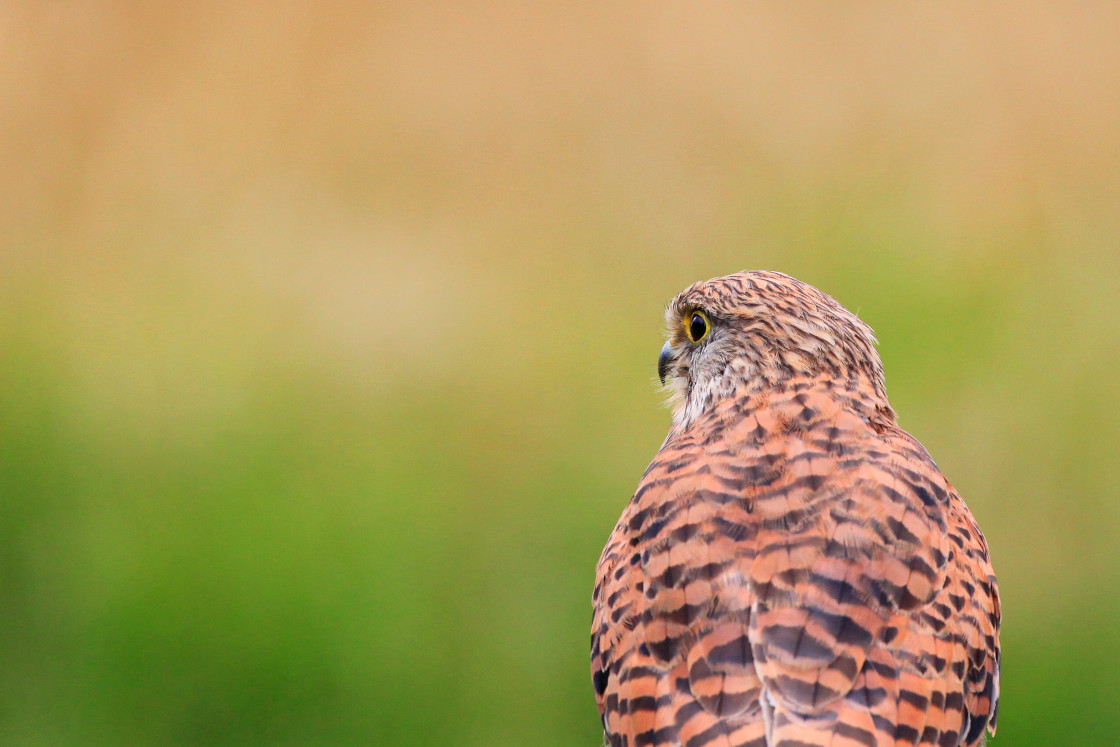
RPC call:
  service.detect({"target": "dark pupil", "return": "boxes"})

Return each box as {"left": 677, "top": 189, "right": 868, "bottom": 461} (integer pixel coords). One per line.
{"left": 689, "top": 314, "right": 707, "bottom": 341}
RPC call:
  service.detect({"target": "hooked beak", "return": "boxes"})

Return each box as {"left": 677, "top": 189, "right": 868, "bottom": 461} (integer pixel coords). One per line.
{"left": 658, "top": 341, "right": 676, "bottom": 385}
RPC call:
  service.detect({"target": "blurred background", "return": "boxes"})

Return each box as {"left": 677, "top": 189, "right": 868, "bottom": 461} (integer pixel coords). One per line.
{"left": 2, "top": 3, "right": 1118, "bottom": 745}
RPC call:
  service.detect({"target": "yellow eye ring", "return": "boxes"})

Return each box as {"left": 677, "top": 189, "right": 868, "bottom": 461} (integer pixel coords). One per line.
{"left": 683, "top": 310, "right": 711, "bottom": 344}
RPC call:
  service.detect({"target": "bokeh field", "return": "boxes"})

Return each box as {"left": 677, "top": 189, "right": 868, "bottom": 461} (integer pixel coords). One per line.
{"left": 3, "top": 4, "right": 1119, "bottom": 745}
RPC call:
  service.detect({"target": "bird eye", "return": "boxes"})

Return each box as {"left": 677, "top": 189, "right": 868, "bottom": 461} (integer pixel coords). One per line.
{"left": 685, "top": 311, "right": 710, "bottom": 343}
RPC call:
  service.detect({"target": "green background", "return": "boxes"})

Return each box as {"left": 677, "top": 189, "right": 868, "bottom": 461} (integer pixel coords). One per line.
{"left": 3, "top": 4, "right": 1118, "bottom": 745}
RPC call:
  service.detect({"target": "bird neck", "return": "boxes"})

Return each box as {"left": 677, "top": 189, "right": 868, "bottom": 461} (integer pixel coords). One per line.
{"left": 671, "top": 366, "right": 896, "bottom": 438}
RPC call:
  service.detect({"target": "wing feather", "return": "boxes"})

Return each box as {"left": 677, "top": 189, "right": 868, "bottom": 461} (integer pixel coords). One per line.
{"left": 593, "top": 380, "right": 1000, "bottom": 747}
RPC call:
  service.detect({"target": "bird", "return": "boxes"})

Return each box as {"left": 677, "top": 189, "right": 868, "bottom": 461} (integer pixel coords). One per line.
{"left": 591, "top": 271, "right": 1000, "bottom": 747}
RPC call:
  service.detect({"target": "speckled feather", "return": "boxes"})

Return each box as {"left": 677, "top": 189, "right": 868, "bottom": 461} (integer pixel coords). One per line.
{"left": 592, "top": 272, "right": 999, "bottom": 747}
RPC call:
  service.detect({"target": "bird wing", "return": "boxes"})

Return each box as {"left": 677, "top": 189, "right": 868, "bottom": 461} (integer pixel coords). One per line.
{"left": 592, "top": 428, "right": 770, "bottom": 747}
{"left": 592, "top": 382, "right": 999, "bottom": 747}
{"left": 740, "top": 387, "right": 1000, "bottom": 747}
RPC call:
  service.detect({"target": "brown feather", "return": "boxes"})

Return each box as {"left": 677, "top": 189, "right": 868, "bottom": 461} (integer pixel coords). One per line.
{"left": 592, "top": 272, "right": 999, "bottom": 747}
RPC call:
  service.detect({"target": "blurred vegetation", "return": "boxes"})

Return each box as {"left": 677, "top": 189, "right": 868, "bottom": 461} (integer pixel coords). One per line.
{"left": 2, "top": 3, "right": 1119, "bottom": 745}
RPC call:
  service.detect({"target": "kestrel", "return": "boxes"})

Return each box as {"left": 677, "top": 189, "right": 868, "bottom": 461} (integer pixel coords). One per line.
{"left": 591, "top": 272, "right": 1000, "bottom": 747}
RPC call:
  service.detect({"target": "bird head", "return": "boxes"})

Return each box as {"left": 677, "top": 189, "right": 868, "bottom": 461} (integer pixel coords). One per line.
{"left": 658, "top": 271, "right": 890, "bottom": 430}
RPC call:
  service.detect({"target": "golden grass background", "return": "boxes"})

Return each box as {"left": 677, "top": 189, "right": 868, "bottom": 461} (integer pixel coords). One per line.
{"left": 2, "top": 3, "right": 1119, "bottom": 744}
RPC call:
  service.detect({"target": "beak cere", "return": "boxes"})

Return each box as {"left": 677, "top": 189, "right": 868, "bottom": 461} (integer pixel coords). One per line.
{"left": 658, "top": 342, "right": 675, "bottom": 385}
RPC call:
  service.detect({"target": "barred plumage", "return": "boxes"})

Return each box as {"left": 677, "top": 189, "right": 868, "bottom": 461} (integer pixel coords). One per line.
{"left": 592, "top": 271, "right": 1000, "bottom": 747}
